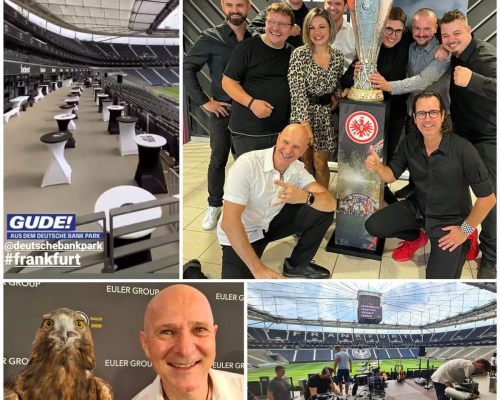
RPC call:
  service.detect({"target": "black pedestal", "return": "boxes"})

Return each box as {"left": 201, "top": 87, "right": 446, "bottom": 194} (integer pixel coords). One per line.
{"left": 107, "top": 233, "right": 152, "bottom": 270}
{"left": 134, "top": 145, "right": 168, "bottom": 194}
{"left": 326, "top": 98, "right": 389, "bottom": 260}
{"left": 56, "top": 118, "right": 76, "bottom": 148}
{"left": 108, "top": 109, "right": 122, "bottom": 134}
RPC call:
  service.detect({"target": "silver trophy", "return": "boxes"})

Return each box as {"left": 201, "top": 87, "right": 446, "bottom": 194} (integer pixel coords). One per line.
{"left": 347, "top": 0, "right": 394, "bottom": 102}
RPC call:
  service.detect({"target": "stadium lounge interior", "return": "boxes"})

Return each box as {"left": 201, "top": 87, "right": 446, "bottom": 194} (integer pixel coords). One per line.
{"left": 182, "top": 0, "right": 496, "bottom": 279}
{"left": 247, "top": 282, "right": 497, "bottom": 400}
{"left": 3, "top": 0, "right": 180, "bottom": 277}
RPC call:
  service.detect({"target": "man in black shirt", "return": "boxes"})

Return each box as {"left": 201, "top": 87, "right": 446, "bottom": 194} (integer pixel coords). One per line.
{"left": 222, "top": 2, "right": 294, "bottom": 157}
{"left": 365, "top": 91, "right": 495, "bottom": 279}
{"left": 184, "top": 0, "right": 252, "bottom": 231}
{"left": 307, "top": 367, "right": 339, "bottom": 398}
{"left": 440, "top": 10, "right": 497, "bottom": 278}
{"left": 248, "top": 0, "right": 309, "bottom": 48}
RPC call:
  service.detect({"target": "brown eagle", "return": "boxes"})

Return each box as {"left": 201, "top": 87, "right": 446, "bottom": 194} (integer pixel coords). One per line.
{"left": 4, "top": 308, "right": 113, "bottom": 400}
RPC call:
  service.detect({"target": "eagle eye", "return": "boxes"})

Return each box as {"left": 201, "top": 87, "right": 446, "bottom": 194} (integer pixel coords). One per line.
{"left": 75, "top": 320, "right": 86, "bottom": 330}
{"left": 42, "top": 319, "right": 53, "bottom": 329}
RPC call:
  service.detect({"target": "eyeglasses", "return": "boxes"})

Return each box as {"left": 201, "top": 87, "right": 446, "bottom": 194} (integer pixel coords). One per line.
{"left": 266, "top": 19, "right": 291, "bottom": 28}
{"left": 384, "top": 27, "right": 404, "bottom": 36}
{"left": 414, "top": 110, "right": 441, "bottom": 119}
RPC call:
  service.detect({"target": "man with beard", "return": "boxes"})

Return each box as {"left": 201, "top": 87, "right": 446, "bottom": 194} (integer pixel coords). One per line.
{"left": 222, "top": 2, "right": 294, "bottom": 157}
{"left": 440, "top": 9, "right": 497, "bottom": 278}
{"left": 248, "top": 0, "right": 309, "bottom": 48}
{"left": 184, "top": 0, "right": 252, "bottom": 231}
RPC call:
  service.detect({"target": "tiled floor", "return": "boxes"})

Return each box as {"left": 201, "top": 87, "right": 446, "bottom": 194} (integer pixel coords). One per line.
{"left": 183, "top": 139, "right": 479, "bottom": 279}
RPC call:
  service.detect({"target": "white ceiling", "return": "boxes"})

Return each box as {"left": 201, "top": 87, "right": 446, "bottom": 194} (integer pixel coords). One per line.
{"left": 10, "top": 0, "right": 179, "bottom": 36}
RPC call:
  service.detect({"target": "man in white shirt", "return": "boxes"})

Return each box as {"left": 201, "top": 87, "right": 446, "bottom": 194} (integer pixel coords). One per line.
{"left": 132, "top": 285, "right": 243, "bottom": 400}
{"left": 324, "top": 0, "right": 356, "bottom": 72}
{"left": 217, "top": 123, "right": 337, "bottom": 279}
{"left": 430, "top": 358, "right": 490, "bottom": 400}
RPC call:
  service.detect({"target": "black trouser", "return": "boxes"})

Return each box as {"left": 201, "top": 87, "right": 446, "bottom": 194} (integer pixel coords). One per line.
{"left": 207, "top": 114, "right": 232, "bottom": 207}
{"left": 474, "top": 141, "right": 496, "bottom": 265}
{"left": 386, "top": 112, "right": 407, "bottom": 164}
{"left": 432, "top": 382, "right": 449, "bottom": 400}
{"left": 221, "top": 204, "right": 334, "bottom": 278}
{"left": 365, "top": 199, "right": 469, "bottom": 279}
{"left": 231, "top": 132, "right": 278, "bottom": 159}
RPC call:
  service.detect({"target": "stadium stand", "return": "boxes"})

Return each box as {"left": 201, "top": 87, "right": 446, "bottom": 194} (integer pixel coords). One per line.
{"left": 248, "top": 326, "right": 497, "bottom": 349}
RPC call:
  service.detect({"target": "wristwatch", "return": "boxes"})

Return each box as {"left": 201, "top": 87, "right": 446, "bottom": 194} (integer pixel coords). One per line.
{"left": 306, "top": 192, "right": 315, "bottom": 206}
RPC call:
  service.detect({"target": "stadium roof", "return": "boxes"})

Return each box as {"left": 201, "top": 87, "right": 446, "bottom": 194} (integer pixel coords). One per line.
{"left": 248, "top": 282, "right": 497, "bottom": 331}
{"left": 8, "top": 0, "right": 179, "bottom": 36}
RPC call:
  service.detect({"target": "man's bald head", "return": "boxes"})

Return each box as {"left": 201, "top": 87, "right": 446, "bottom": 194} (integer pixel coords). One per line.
{"left": 140, "top": 284, "right": 218, "bottom": 398}
{"left": 143, "top": 284, "right": 214, "bottom": 333}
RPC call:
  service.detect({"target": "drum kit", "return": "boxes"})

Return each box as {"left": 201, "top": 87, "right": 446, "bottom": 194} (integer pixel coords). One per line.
{"left": 351, "top": 362, "right": 386, "bottom": 399}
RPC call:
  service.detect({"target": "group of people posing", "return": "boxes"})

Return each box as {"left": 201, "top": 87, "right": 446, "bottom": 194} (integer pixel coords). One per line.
{"left": 184, "top": 0, "right": 496, "bottom": 279}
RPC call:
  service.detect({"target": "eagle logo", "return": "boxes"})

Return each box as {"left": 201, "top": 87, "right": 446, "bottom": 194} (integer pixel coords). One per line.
{"left": 345, "top": 111, "right": 378, "bottom": 143}
{"left": 352, "top": 349, "right": 372, "bottom": 359}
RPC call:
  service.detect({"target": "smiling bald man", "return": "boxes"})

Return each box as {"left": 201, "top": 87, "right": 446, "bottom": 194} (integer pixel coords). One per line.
{"left": 133, "top": 285, "right": 243, "bottom": 400}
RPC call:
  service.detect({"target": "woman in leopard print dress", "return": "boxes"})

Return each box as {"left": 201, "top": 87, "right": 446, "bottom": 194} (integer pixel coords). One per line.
{"left": 288, "top": 8, "right": 344, "bottom": 188}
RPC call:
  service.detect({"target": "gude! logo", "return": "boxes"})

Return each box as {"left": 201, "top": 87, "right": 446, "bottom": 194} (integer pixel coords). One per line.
{"left": 345, "top": 111, "right": 378, "bottom": 143}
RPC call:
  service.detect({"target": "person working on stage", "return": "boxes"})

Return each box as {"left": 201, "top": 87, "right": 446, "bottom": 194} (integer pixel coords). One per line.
{"left": 333, "top": 345, "right": 352, "bottom": 397}
{"left": 364, "top": 91, "right": 495, "bottom": 278}
{"left": 431, "top": 358, "right": 490, "bottom": 400}
{"left": 307, "top": 367, "right": 340, "bottom": 398}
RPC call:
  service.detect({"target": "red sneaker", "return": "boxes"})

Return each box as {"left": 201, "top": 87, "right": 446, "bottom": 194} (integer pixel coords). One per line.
{"left": 465, "top": 229, "right": 479, "bottom": 261}
{"left": 392, "top": 230, "right": 428, "bottom": 262}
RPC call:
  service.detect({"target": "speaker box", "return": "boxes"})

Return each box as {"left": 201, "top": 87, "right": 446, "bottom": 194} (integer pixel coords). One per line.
{"left": 418, "top": 346, "right": 426, "bottom": 357}
{"left": 117, "top": 74, "right": 123, "bottom": 84}
{"left": 259, "top": 376, "right": 269, "bottom": 395}
{"left": 248, "top": 381, "right": 262, "bottom": 397}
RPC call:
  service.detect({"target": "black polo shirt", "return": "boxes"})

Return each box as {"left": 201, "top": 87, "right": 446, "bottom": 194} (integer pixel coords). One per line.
{"left": 184, "top": 23, "right": 252, "bottom": 106}
{"left": 389, "top": 132, "right": 493, "bottom": 237}
{"left": 450, "top": 38, "right": 496, "bottom": 144}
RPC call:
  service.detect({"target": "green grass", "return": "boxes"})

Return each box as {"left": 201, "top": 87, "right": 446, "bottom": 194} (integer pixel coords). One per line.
{"left": 150, "top": 86, "right": 179, "bottom": 100}
{"left": 248, "top": 359, "right": 446, "bottom": 383}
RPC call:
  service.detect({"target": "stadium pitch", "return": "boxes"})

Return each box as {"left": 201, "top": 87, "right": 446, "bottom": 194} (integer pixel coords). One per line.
{"left": 150, "top": 86, "right": 179, "bottom": 100}
{"left": 248, "top": 359, "right": 446, "bottom": 382}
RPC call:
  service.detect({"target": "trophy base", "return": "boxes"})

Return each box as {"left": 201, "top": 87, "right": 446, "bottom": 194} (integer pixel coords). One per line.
{"left": 347, "top": 87, "right": 384, "bottom": 102}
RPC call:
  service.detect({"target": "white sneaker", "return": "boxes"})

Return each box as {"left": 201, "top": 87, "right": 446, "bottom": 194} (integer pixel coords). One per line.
{"left": 202, "top": 206, "right": 222, "bottom": 230}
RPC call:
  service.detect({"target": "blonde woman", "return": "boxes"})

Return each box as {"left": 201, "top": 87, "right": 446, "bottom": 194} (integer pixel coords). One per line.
{"left": 288, "top": 8, "right": 344, "bottom": 188}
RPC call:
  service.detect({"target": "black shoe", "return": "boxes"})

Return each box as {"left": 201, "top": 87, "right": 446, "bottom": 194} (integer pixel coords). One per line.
{"left": 395, "top": 182, "right": 415, "bottom": 199}
{"left": 183, "top": 259, "right": 208, "bottom": 279}
{"left": 283, "top": 258, "right": 331, "bottom": 279}
{"left": 384, "top": 185, "right": 398, "bottom": 205}
{"left": 478, "top": 257, "right": 496, "bottom": 279}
